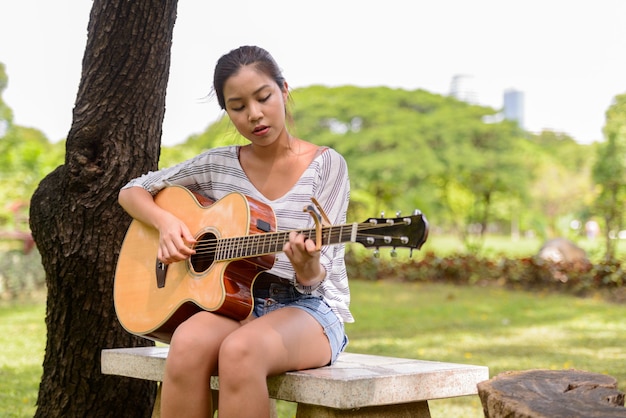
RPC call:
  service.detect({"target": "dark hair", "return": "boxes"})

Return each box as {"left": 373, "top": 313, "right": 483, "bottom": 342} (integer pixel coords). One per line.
{"left": 213, "top": 46, "right": 286, "bottom": 110}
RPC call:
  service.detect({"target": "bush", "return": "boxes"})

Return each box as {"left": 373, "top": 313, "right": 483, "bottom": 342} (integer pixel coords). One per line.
{"left": 0, "top": 248, "right": 45, "bottom": 300}
{"left": 346, "top": 250, "right": 626, "bottom": 303}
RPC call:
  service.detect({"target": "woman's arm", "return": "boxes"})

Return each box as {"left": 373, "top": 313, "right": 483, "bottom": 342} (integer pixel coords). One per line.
{"left": 118, "top": 186, "right": 196, "bottom": 263}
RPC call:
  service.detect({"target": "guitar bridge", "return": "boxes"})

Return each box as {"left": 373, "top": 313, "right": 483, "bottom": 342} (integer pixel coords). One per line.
{"left": 156, "top": 260, "right": 168, "bottom": 288}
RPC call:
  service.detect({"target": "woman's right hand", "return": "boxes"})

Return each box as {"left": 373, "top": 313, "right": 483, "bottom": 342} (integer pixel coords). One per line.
{"left": 119, "top": 186, "right": 196, "bottom": 264}
{"left": 155, "top": 211, "right": 197, "bottom": 264}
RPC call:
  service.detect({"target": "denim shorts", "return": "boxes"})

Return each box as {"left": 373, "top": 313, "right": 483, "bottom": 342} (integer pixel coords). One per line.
{"left": 253, "top": 275, "right": 348, "bottom": 364}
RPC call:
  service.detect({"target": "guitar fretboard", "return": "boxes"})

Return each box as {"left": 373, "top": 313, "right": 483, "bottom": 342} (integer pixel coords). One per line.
{"left": 214, "top": 223, "right": 359, "bottom": 261}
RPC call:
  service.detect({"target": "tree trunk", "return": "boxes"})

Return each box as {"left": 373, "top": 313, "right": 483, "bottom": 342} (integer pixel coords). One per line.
{"left": 478, "top": 369, "right": 625, "bottom": 418}
{"left": 479, "top": 190, "right": 491, "bottom": 237}
{"left": 29, "top": 0, "right": 178, "bottom": 416}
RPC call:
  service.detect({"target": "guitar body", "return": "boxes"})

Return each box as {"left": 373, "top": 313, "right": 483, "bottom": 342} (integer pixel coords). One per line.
{"left": 114, "top": 186, "right": 276, "bottom": 343}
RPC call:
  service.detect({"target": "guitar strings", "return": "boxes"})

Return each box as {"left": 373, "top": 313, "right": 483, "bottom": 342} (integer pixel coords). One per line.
{"left": 188, "top": 221, "right": 413, "bottom": 262}
{"left": 190, "top": 222, "right": 397, "bottom": 253}
{"left": 191, "top": 222, "right": 410, "bottom": 253}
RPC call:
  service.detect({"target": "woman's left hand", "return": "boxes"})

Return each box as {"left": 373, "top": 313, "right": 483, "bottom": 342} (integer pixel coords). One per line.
{"left": 283, "top": 231, "right": 325, "bottom": 286}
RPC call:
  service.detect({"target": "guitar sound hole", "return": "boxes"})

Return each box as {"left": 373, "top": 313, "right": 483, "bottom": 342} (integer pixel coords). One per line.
{"left": 190, "top": 232, "right": 216, "bottom": 273}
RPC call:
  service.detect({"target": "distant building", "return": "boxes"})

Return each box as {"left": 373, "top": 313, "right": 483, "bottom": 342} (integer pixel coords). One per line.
{"left": 449, "top": 76, "right": 525, "bottom": 129}
{"left": 449, "top": 74, "right": 478, "bottom": 104}
{"left": 503, "top": 89, "right": 524, "bottom": 129}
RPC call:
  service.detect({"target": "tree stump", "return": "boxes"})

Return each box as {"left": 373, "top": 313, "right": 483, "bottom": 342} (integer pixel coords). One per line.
{"left": 478, "top": 369, "right": 626, "bottom": 417}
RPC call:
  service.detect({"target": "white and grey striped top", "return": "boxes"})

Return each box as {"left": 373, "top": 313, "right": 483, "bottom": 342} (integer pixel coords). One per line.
{"left": 122, "top": 145, "right": 354, "bottom": 323}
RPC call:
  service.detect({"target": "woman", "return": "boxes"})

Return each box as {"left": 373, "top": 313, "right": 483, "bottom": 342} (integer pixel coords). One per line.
{"left": 118, "top": 45, "right": 352, "bottom": 417}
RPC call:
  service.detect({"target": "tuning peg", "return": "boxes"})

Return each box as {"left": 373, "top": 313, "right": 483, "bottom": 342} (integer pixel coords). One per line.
{"left": 396, "top": 210, "right": 401, "bottom": 217}
{"left": 390, "top": 248, "right": 397, "bottom": 257}
{"left": 380, "top": 211, "right": 385, "bottom": 218}
{"left": 373, "top": 248, "right": 380, "bottom": 258}
{"left": 413, "top": 209, "right": 422, "bottom": 216}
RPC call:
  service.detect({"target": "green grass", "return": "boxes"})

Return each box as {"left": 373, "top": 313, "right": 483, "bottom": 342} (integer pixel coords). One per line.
{"left": 0, "top": 302, "right": 46, "bottom": 418}
{"left": 347, "top": 280, "right": 626, "bottom": 417}
{"left": 2, "top": 282, "right": 626, "bottom": 417}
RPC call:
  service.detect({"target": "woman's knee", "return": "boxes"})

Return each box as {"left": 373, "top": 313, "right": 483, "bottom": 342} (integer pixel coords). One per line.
{"left": 219, "top": 329, "right": 266, "bottom": 373}
{"left": 219, "top": 331, "right": 252, "bottom": 362}
{"left": 166, "top": 313, "right": 228, "bottom": 377}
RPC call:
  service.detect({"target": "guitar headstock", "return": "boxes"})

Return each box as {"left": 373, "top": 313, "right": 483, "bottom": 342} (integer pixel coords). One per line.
{"left": 356, "top": 210, "right": 429, "bottom": 255}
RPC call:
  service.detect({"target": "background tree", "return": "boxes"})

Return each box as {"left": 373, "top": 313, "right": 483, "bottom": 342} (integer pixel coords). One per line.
{"left": 446, "top": 114, "right": 530, "bottom": 247}
{"left": 291, "top": 86, "right": 447, "bottom": 220}
{"left": 0, "top": 63, "right": 12, "bottom": 132}
{"left": 527, "top": 131, "right": 596, "bottom": 239}
{"left": 28, "top": 0, "right": 178, "bottom": 416}
{"left": 0, "top": 128, "right": 63, "bottom": 229}
{"left": 593, "top": 93, "right": 626, "bottom": 259}
{"left": 0, "top": 63, "right": 64, "bottom": 231}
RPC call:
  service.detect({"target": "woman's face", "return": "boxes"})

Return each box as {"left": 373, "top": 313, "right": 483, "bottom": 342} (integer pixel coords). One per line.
{"left": 223, "top": 65, "right": 289, "bottom": 146}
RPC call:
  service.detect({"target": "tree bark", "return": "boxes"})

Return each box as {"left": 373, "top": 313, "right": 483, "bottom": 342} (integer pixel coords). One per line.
{"left": 29, "top": 0, "right": 178, "bottom": 416}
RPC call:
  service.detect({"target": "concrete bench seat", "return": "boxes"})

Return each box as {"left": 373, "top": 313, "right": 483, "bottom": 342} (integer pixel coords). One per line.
{"left": 101, "top": 346, "right": 488, "bottom": 417}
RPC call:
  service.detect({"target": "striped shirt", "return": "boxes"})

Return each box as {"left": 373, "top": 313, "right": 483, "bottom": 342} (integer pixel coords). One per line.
{"left": 122, "top": 145, "right": 354, "bottom": 323}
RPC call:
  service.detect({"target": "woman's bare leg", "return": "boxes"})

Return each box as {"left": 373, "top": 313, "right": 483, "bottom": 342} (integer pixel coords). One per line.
{"left": 160, "top": 311, "right": 240, "bottom": 418}
{"left": 217, "top": 307, "right": 331, "bottom": 418}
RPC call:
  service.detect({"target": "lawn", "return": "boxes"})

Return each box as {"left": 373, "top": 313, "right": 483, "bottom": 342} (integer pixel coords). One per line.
{"left": 2, "top": 280, "right": 625, "bottom": 417}
{"left": 347, "top": 280, "right": 626, "bottom": 417}
{"left": 0, "top": 302, "right": 46, "bottom": 418}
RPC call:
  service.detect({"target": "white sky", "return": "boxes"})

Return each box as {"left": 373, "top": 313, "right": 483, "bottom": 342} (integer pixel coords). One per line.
{"left": 1, "top": 0, "right": 625, "bottom": 145}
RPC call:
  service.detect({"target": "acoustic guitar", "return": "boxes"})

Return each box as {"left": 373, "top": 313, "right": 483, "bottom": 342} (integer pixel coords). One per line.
{"left": 114, "top": 185, "right": 428, "bottom": 343}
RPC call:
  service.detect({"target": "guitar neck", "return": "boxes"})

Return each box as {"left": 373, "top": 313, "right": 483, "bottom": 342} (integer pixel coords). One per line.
{"left": 214, "top": 223, "right": 357, "bottom": 261}
{"left": 192, "top": 209, "right": 426, "bottom": 262}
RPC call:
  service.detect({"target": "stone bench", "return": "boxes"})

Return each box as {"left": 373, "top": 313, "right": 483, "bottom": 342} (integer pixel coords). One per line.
{"left": 101, "top": 346, "right": 489, "bottom": 417}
